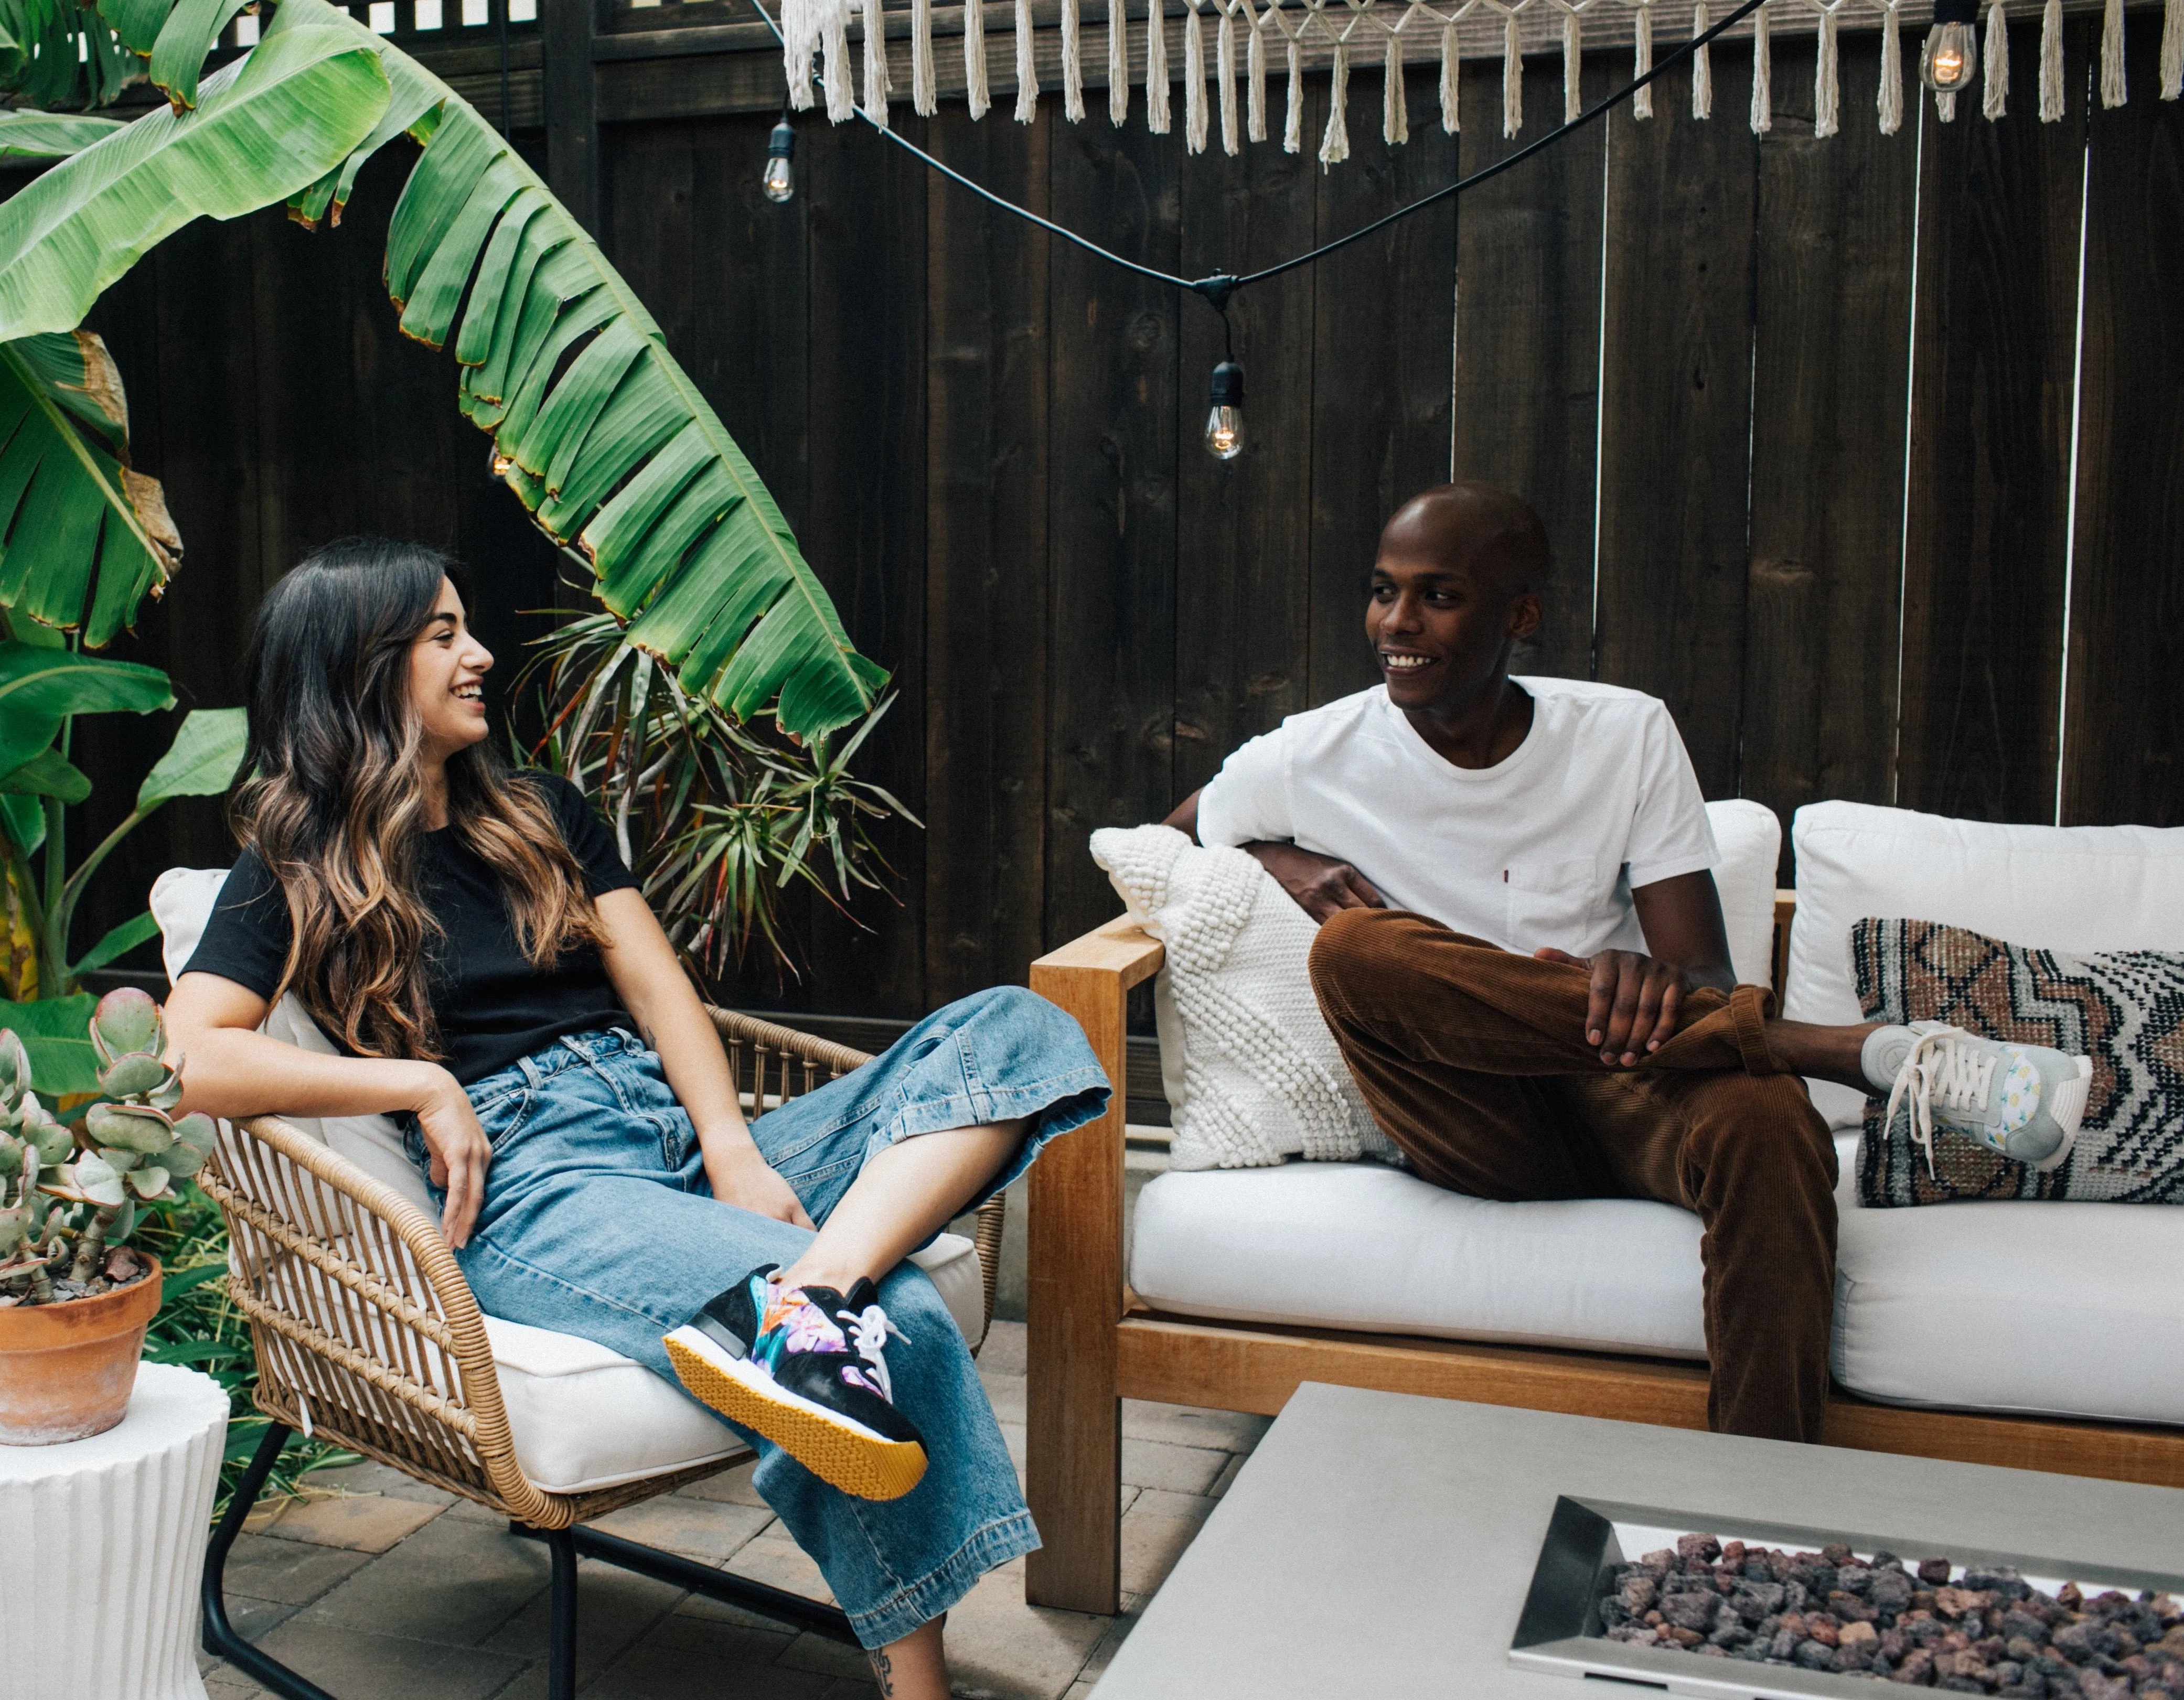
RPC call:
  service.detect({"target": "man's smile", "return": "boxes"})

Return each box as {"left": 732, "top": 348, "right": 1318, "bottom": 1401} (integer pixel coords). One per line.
{"left": 1380, "top": 650, "right": 1438, "bottom": 674}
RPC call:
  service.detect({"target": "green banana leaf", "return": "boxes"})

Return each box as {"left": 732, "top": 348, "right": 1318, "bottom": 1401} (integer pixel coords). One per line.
{"left": 264, "top": 0, "right": 886, "bottom": 739}
{"left": 0, "top": 744, "right": 90, "bottom": 801}
{"left": 0, "top": 991, "right": 98, "bottom": 1094}
{"left": 0, "top": 111, "right": 126, "bottom": 161}
{"left": 0, "top": 639, "right": 170, "bottom": 775}
{"left": 147, "top": 0, "right": 251, "bottom": 110}
{"left": 0, "top": 331, "right": 180, "bottom": 644}
{"left": 0, "top": 21, "right": 390, "bottom": 340}
{"left": 134, "top": 704, "right": 244, "bottom": 807}
{"left": 0, "top": 0, "right": 142, "bottom": 110}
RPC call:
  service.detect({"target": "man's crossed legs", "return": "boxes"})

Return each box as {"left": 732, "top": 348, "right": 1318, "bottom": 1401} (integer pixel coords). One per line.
{"left": 1308, "top": 908, "right": 1845, "bottom": 1443}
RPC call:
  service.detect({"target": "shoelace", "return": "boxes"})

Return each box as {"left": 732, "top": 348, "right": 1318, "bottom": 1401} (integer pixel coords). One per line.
{"left": 1883, "top": 1026, "right": 1998, "bottom": 1178}
{"left": 839, "top": 1304, "right": 908, "bottom": 1403}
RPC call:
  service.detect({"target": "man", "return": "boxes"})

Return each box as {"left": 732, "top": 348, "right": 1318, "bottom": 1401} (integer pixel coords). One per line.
{"left": 1163, "top": 481, "right": 2090, "bottom": 1441}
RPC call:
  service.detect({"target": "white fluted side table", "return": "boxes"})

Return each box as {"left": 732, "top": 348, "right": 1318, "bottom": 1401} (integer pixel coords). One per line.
{"left": 0, "top": 1363, "right": 228, "bottom": 1700}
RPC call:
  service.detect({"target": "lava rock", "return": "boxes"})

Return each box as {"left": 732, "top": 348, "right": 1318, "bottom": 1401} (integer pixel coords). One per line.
{"left": 1793, "top": 1640, "right": 1837, "bottom": 1671}
{"left": 1735, "top": 1583, "right": 1786, "bottom": 1623}
{"left": 2003, "top": 1612, "right": 2050, "bottom": 1646}
{"left": 1661, "top": 1593, "right": 1719, "bottom": 1632}
{"left": 1678, "top": 1534, "right": 1723, "bottom": 1563}
{"left": 1621, "top": 1576, "right": 1659, "bottom": 1613}
{"left": 1922, "top": 1558, "right": 1958, "bottom": 1586}
{"left": 1870, "top": 1572, "right": 1919, "bottom": 1615}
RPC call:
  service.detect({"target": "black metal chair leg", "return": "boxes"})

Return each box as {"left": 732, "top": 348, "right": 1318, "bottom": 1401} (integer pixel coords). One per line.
{"left": 545, "top": 1525, "right": 580, "bottom": 1700}
{"left": 201, "top": 1422, "right": 340, "bottom": 1700}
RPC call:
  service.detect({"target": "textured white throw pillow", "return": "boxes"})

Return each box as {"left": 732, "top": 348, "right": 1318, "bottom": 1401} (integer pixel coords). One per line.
{"left": 1090, "top": 825, "right": 1398, "bottom": 1171}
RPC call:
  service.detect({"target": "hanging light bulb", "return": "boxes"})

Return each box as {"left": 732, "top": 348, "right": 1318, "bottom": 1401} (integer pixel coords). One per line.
{"left": 762, "top": 116, "right": 796, "bottom": 205}
{"left": 1205, "top": 360, "right": 1245, "bottom": 460}
{"left": 1920, "top": 0, "right": 1979, "bottom": 93}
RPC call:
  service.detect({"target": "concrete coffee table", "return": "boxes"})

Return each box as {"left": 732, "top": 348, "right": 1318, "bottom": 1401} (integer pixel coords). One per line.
{"left": 1091, "top": 1384, "right": 2184, "bottom": 1699}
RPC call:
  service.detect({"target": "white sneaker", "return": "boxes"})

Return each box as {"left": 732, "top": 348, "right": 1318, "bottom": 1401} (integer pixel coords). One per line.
{"left": 1863, "top": 1021, "right": 2092, "bottom": 1175}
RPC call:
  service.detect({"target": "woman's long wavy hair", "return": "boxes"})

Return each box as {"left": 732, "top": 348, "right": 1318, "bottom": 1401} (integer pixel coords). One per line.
{"left": 232, "top": 539, "right": 605, "bottom": 1061}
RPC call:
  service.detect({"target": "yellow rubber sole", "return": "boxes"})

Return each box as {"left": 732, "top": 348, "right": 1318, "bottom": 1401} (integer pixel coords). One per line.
{"left": 665, "top": 1333, "right": 928, "bottom": 1502}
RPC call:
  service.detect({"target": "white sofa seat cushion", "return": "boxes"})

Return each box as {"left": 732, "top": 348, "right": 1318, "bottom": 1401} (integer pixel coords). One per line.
{"left": 1129, "top": 1161, "right": 1707, "bottom": 1359}
{"left": 1829, "top": 1134, "right": 2184, "bottom": 1427}
{"left": 154, "top": 864, "right": 990, "bottom": 1493}
{"left": 488, "top": 1232, "right": 988, "bottom": 1493}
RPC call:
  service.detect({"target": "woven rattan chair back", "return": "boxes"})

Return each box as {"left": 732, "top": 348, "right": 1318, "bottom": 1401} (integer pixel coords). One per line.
{"left": 197, "top": 1008, "right": 1009, "bottom": 1530}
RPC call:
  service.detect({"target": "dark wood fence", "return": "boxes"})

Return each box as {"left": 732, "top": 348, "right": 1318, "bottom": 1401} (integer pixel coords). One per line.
{"left": 56, "top": 8, "right": 2184, "bottom": 1026}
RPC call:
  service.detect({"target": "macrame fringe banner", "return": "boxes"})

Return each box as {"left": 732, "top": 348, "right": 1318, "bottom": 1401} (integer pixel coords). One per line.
{"left": 784, "top": 0, "right": 2178, "bottom": 161}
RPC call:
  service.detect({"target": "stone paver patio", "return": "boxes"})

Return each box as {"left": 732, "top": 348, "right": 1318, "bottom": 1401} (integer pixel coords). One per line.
{"left": 200, "top": 1322, "right": 1266, "bottom": 1700}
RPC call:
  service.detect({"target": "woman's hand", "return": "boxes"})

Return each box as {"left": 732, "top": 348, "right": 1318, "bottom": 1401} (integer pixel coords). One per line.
{"left": 1243, "top": 841, "right": 1386, "bottom": 922}
{"left": 1534, "top": 947, "right": 1691, "bottom": 1067}
{"left": 409, "top": 1066, "right": 494, "bottom": 1249}
{"left": 704, "top": 1138, "right": 817, "bottom": 1230}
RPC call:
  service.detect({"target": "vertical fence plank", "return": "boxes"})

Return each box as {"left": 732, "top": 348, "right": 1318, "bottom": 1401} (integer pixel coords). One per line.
{"left": 925, "top": 106, "right": 1054, "bottom": 1005}
{"left": 1896, "top": 29, "right": 2085, "bottom": 824}
{"left": 1309, "top": 68, "right": 1459, "bottom": 705}
{"left": 1593, "top": 49, "right": 1758, "bottom": 800}
{"left": 692, "top": 113, "right": 812, "bottom": 535}
{"left": 802, "top": 116, "right": 933, "bottom": 1017}
{"left": 2060, "top": 12, "right": 2184, "bottom": 829}
{"left": 1044, "top": 117, "right": 1182, "bottom": 952}
{"left": 1171, "top": 116, "right": 1318, "bottom": 801}
{"left": 1453, "top": 52, "right": 1609, "bottom": 681}
{"left": 1742, "top": 34, "right": 1917, "bottom": 873}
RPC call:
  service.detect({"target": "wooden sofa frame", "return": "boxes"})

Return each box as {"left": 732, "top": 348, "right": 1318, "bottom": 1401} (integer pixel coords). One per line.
{"left": 1023, "top": 900, "right": 2184, "bottom": 1617}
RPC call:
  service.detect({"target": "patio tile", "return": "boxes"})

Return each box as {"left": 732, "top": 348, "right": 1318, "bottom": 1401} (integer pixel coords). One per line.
{"left": 586, "top": 1494, "right": 777, "bottom": 1563}
{"left": 981, "top": 1371, "right": 1027, "bottom": 1425}
{"left": 939, "top": 1557, "right": 1112, "bottom": 1700}
{"left": 1116, "top": 1484, "right": 1142, "bottom": 1517}
{"left": 251, "top": 1618, "right": 523, "bottom": 1700}
{"left": 215, "top": 1531, "right": 376, "bottom": 1604}
{"left": 203, "top": 1670, "right": 273, "bottom": 1700}
{"left": 997, "top": 1421, "right": 1028, "bottom": 1478}
{"left": 776, "top": 1629, "right": 877, "bottom": 1679}
{"left": 583, "top": 1613, "right": 826, "bottom": 1699}
{"left": 1121, "top": 1400, "right": 1272, "bottom": 1454}
{"left": 248, "top": 1491, "right": 447, "bottom": 1553}
{"left": 1118, "top": 1508, "right": 1202, "bottom": 1596}
{"left": 977, "top": 1320, "right": 1026, "bottom": 1375}
{"left": 678, "top": 1457, "right": 769, "bottom": 1506}
{"left": 717, "top": 1533, "right": 837, "bottom": 1606}
{"left": 1129, "top": 1488, "right": 1216, "bottom": 1522}
{"left": 478, "top": 1557, "right": 688, "bottom": 1693}
{"left": 294, "top": 1511, "right": 552, "bottom": 1644}
{"left": 1209, "top": 1452, "right": 1248, "bottom": 1497}
{"left": 302, "top": 1460, "right": 458, "bottom": 1506}
{"left": 1119, "top": 1438, "right": 1226, "bottom": 1494}
{"left": 1077, "top": 1597, "right": 1144, "bottom": 1687}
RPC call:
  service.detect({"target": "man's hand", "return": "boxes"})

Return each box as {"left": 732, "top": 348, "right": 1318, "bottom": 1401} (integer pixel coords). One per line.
{"left": 1243, "top": 841, "right": 1387, "bottom": 923}
{"left": 705, "top": 1139, "right": 817, "bottom": 1230}
{"left": 411, "top": 1067, "right": 493, "bottom": 1249}
{"left": 1534, "top": 947, "right": 1691, "bottom": 1068}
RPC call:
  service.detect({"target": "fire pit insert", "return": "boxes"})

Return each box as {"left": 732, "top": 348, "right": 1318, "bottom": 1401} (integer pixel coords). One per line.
{"left": 1510, "top": 1495, "right": 2184, "bottom": 1698}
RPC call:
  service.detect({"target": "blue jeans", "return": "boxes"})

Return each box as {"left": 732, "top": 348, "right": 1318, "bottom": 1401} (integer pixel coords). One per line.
{"left": 404, "top": 986, "right": 1109, "bottom": 1648}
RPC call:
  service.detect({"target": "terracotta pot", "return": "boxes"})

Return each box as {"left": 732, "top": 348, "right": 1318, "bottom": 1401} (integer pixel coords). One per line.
{"left": 0, "top": 1256, "right": 163, "bottom": 1445}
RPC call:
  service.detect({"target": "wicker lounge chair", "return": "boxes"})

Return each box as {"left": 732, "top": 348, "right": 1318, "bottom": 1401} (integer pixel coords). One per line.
{"left": 198, "top": 1008, "right": 1007, "bottom": 1700}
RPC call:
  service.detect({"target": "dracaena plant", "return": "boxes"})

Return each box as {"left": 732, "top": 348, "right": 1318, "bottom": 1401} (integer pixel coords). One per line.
{"left": 0, "top": 986, "right": 212, "bottom": 1306}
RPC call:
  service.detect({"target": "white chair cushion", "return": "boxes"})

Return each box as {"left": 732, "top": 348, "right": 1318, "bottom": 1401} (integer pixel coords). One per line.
{"left": 488, "top": 1232, "right": 988, "bottom": 1493}
{"left": 1830, "top": 1135, "right": 2184, "bottom": 1426}
{"left": 1129, "top": 1161, "right": 1708, "bottom": 1359}
{"left": 154, "top": 865, "right": 989, "bottom": 1493}
{"left": 1706, "top": 798, "right": 1783, "bottom": 990}
{"left": 1784, "top": 802, "right": 2184, "bottom": 1128}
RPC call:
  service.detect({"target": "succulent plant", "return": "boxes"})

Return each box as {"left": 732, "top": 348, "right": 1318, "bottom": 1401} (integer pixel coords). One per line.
{"left": 0, "top": 987, "right": 213, "bottom": 1307}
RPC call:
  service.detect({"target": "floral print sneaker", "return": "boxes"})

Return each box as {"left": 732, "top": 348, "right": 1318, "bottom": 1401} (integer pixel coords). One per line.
{"left": 665, "top": 1264, "right": 928, "bottom": 1501}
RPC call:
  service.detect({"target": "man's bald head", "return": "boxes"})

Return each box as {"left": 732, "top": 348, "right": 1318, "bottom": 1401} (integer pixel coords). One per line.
{"left": 1378, "top": 482, "right": 1550, "bottom": 599}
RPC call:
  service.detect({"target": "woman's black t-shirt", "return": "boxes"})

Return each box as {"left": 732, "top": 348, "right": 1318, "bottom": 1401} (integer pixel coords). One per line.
{"left": 182, "top": 772, "right": 642, "bottom": 1085}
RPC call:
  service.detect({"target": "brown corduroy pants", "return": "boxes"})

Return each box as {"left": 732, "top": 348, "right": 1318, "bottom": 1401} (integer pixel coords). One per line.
{"left": 1308, "top": 907, "right": 1838, "bottom": 1443}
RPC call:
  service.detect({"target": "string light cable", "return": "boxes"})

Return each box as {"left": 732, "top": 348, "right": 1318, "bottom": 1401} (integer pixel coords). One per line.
{"left": 746, "top": 0, "right": 1771, "bottom": 449}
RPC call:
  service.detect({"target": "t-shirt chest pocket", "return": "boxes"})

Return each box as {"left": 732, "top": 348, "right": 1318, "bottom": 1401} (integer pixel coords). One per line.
{"left": 1503, "top": 857, "right": 1602, "bottom": 951}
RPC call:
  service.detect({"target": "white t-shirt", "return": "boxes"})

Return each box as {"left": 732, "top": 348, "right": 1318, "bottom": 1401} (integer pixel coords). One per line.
{"left": 1195, "top": 677, "right": 1717, "bottom": 959}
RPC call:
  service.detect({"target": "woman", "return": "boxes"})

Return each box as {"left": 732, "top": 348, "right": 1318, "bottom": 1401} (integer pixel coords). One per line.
{"left": 165, "top": 539, "right": 1108, "bottom": 1697}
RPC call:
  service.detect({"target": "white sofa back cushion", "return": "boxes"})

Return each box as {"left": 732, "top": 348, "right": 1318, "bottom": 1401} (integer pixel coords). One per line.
{"left": 1705, "top": 798, "right": 1783, "bottom": 990}
{"left": 1784, "top": 803, "right": 2184, "bottom": 1128}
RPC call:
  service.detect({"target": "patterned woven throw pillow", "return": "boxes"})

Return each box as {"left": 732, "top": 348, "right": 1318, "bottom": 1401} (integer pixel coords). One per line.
{"left": 1853, "top": 917, "right": 2184, "bottom": 1206}
{"left": 1089, "top": 824, "right": 1399, "bottom": 1171}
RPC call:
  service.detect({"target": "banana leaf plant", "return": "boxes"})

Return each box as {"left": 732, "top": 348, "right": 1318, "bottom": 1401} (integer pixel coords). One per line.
{"left": 0, "top": 0, "right": 904, "bottom": 984}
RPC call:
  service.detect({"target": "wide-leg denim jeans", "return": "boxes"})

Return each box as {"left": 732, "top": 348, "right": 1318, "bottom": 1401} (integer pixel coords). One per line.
{"left": 404, "top": 986, "right": 1110, "bottom": 1647}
